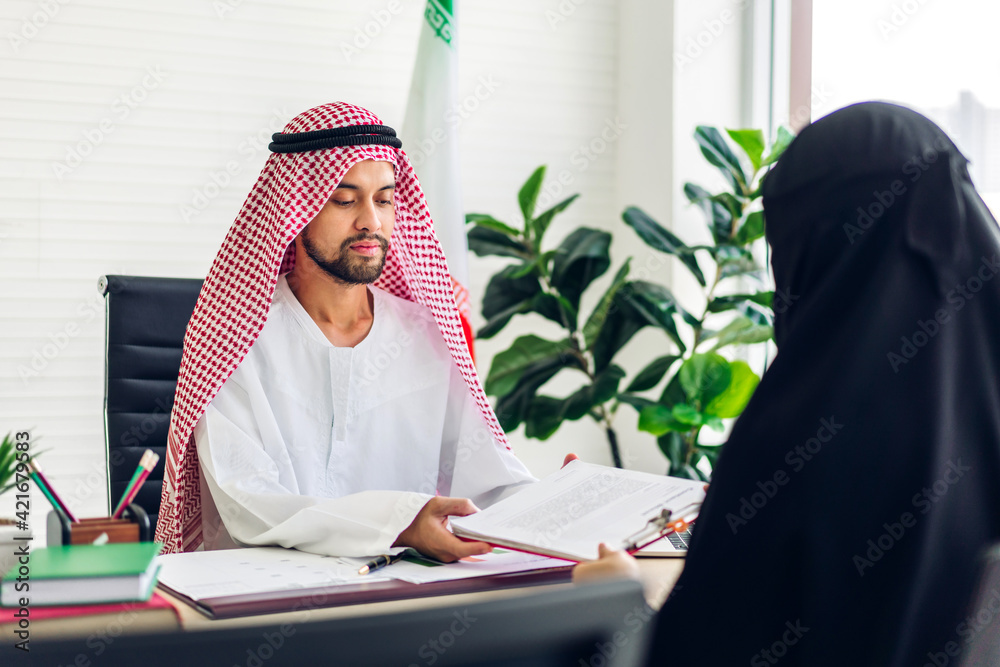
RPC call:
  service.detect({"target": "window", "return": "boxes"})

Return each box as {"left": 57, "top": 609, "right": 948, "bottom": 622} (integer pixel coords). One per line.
{"left": 812, "top": 0, "right": 1000, "bottom": 213}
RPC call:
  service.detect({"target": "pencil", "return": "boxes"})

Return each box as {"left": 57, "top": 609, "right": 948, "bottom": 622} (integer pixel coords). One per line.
{"left": 112, "top": 450, "right": 159, "bottom": 519}
{"left": 28, "top": 459, "right": 78, "bottom": 522}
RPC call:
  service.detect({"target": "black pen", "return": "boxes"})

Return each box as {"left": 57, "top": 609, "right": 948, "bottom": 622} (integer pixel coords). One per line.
{"left": 358, "top": 551, "right": 407, "bottom": 575}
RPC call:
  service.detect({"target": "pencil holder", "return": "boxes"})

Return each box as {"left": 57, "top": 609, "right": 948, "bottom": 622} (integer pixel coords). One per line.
{"left": 46, "top": 504, "right": 152, "bottom": 546}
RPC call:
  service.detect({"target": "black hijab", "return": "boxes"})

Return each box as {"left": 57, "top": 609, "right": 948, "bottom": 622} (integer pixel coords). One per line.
{"left": 649, "top": 102, "right": 1000, "bottom": 666}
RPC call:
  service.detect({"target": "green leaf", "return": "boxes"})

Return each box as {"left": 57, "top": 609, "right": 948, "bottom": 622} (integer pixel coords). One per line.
{"left": 713, "top": 245, "right": 759, "bottom": 279}
{"left": 726, "top": 128, "right": 766, "bottom": 172}
{"left": 617, "top": 393, "right": 655, "bottom": 412}
{"left": 482, "top": 265, "right": 540, "bottom": 320}
{"left": 704, "top": 415, "right": 725, "bottom": 432}
{"left": 657, "top": 432, "right": 685, "bottom": 467}
{"left": 531, "top": 194, "right": 580, "bottom": 248}
{"left": 706, "top": 291, "right": 773, "bottom": 314}
{"left": 530, "top": 292, "right": 578, "bottom": 331}
{"left": 741, "top": 301, "right": 772, "bottom": 326}
{"left": 682, "top": 184, "right": 736, "bottom": 245}
{"left": 639, "top": 405, "right": 686, "bottom": 436}
{"left": 477, "top": 265, "right": 542, "bottom": 338}
{"left": 669, "top": 462, "right": 703, "bottom": 481}
{"left": 485, "top": 335, "right": 573, "bottom": 397}
{"left": 694, "top": 125, "right": 746, "bottom": 191}
{"left": 761, "top": 126, "right": 796, "bottom": 167}
{"left": 710, "top": 315, "right": 774, "bottom": 350}
{"left": 468, "top": 226, "right": 531, "bottom": 259}
{"left": 591, "top": 291, "right": 643, "bottom": 373}
{"left": 494, "top": 356, "right": 571, "bottom": 432}
{"left": 525, "top": 396, "right": 565, "bottom": 440}
{"left": 550, "top": 227, "right": 612, "bottom": 311}
{"left": 619, "top": 281, "right": 687, "bottom": 353}
{"left": 659, "top": 370, "right": 687, "bottom": 406}
{"left": 705, "top": 360, "right": 760, "bottom": 418}
{"left": 525, "top": 366, "right": 625, "bottom": 440}
{"left": 478, "top": 306, "right": 522, "bottom": 339}
{"left": 582, "top": 259, "right": 631, "bottom": 348}
{"left": 734, "top": 210, "right": 765, "bottom": 245}
{"left": 678, "top": 353, "right": 732, "bottom": 406}
{"left": 466, "top": 213, "right": 521, "bottom": 237}
{"left": 622, "top": 207, "right": 706, "bottom": 287}
{"left": 518, "top": 166, "right": 547, "bottom": 231}
{"left": 625, "top": 354, "right": 681, "bottom": 392}
{"left": 671, "top": 403, "right": 701, "bottom": 426}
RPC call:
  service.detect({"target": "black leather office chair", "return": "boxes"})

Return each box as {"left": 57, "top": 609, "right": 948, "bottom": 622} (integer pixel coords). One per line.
{"left": 100, "top": 275, "right": 202, "bottom": 529}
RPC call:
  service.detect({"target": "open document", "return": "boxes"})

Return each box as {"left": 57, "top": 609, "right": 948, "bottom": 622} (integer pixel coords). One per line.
{"left": 450, "top": 460, "right": 706, "bottom": 562}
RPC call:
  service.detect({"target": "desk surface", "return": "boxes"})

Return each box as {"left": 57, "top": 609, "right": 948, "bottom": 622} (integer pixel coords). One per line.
{"left": 161, "top": 558, "right": 684, "bottom": 633}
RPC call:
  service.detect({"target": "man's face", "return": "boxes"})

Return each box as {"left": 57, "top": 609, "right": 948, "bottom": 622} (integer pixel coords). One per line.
{"left": 298, "top": 159, "right": 396, "bottom": 285}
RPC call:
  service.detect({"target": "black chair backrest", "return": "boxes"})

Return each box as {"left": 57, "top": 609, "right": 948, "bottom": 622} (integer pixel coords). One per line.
{"left": 100, "top": 275, "right": 202, "bottom": 528}
{"left": 30, "top": 579, "right": 654, "bottom": 667}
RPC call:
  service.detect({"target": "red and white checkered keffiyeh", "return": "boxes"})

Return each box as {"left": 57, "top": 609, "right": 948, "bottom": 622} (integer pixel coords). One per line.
{"left": 154, "top": 102, "right": 507, "bottom": 554}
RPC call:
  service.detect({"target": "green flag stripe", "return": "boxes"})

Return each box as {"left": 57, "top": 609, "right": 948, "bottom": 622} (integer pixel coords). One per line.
{"left": 425, "top": 0, "right": 454, "bottom": 46}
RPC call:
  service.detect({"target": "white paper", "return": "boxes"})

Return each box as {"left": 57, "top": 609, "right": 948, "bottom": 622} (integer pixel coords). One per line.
{"left": 450, "top": 460, "right": 706, "bottom": 561}
{"left": 156, "top": 546, "right": 567, "bottom": 600}
{"left": 156, "top": 547, "right": 391, "bottom": 600}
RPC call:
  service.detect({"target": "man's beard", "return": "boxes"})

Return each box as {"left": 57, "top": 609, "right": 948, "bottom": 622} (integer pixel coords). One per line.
{"left": 300, "top": 228, "right": 389, "bottom": 286}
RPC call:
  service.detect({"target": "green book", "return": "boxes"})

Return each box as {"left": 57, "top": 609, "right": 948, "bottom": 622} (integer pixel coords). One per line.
{"left": 1, "top": 542, "right": 162, "bottom": 607}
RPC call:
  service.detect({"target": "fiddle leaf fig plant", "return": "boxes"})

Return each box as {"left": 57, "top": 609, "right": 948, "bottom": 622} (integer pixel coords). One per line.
{"left": 468, "top": 125, "right": 793, "bottom": 479}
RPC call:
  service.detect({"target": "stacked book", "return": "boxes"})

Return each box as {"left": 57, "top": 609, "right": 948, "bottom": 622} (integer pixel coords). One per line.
{"left": 0, "top": 542, "right": 179, "bottom": 638}
{"left": 1, "top": 542, "right": 162, "bottom": 607}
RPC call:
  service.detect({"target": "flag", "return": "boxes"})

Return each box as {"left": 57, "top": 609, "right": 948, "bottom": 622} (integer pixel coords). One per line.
{"left": 402, "top": 0, "right": 476, "bottom": 358}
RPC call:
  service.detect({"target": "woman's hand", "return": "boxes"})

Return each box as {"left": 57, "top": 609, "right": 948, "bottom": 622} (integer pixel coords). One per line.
{"left": 572, "top": 543, "right": 641, "bottom": 584}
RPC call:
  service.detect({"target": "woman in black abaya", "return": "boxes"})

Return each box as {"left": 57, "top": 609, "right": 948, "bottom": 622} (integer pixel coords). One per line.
{"left": 583, "top": 102, "right": 1000, "bottom": 666}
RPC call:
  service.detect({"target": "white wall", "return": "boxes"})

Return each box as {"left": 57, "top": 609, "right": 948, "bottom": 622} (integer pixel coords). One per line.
{"left": 0, "top": 0, "right": 754, "bottom": 526}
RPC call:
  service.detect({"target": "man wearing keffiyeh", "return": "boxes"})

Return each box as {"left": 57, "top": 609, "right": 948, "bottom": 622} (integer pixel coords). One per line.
{"left": 154, "top": 102, "right": 536, "bottom": 561}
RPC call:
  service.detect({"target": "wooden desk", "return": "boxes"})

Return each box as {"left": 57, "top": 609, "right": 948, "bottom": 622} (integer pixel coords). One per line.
{"left": 163, "top": 558, "right": 684, "bottom": 633}
{"left": 4, "top": 558, "right": 683, "bottom": 641}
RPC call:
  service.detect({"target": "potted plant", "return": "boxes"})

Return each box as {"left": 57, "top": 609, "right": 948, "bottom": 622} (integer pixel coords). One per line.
{"left": 467, "top": 125, "right": 792, "bottom": 479}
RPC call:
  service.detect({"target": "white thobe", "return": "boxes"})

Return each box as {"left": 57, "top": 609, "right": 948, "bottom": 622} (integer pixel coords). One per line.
{"left": 194, "top": 275, "right": 535, "bottom": 557}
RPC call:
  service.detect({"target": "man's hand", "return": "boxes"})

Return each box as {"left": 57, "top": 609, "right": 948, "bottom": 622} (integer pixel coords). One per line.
{"left": 393, "top": 496, "right": 493, "bottom": 563}
{"left": 562, "top": 453, "right": 579, "bottom": 467}
{"left": 572, "top": 543, "right": 641, "bottom": 584}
